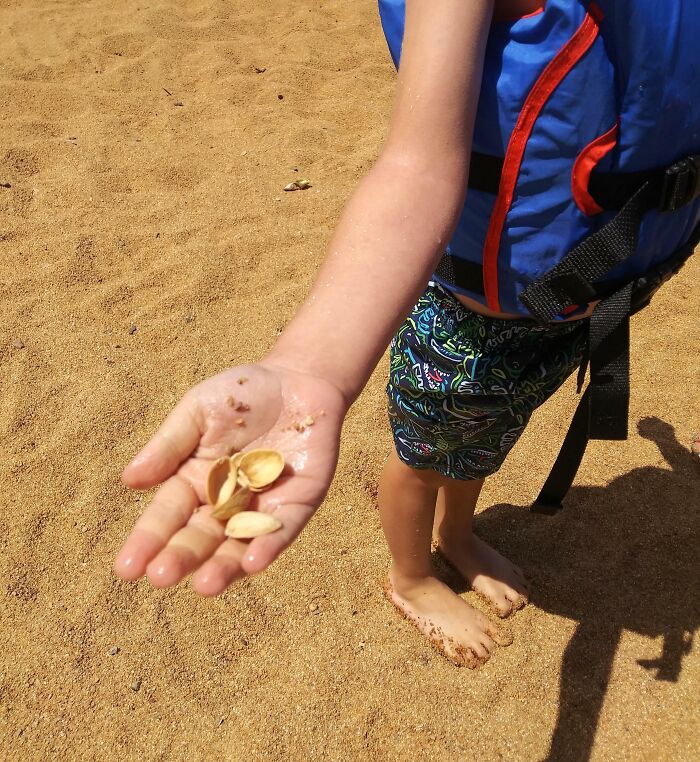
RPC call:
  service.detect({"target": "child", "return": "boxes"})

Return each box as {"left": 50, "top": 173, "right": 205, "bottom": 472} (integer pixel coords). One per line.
{"left": 115, "top": 0, "right": 699, "bottom": 668}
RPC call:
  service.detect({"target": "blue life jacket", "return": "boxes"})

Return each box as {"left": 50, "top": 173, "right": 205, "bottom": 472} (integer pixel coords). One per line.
{"left": 378, "top": 0, "right": 700, "bottom": 316}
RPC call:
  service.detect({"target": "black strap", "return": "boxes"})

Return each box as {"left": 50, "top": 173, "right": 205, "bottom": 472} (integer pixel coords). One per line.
{"left": 530, "top": 234, "right": 698, "bottom": 513}
{"left": 448, "top": 154, "right": 700, "bottom": 309}
{"left": 468, "top": 152, "right": 504, "bottom": 195}
{"left": 469, "top": 152, "right": 700, "bottom": 213}
{"left": 468, "top": 151, "right": 659, "bottom": 207}
{"left": 588, "top": 169, "right": 663, "bottom": 211}
{"left": 434, "top": 220, "right": 697, "bottom": 303}
{"left": 532, "top": 388, "right": 592, "bottom": 514}
{"left": 588, "top": 284, "right": 632, "bottom": 440}
{"left": 531, "top": 283, "right": 632, "bottom": 512}
{"left": 519, "top": 181, "right": 653, "bottom": 323}
{"left": 434, "top": 255, "right": 485, "bottom": 295}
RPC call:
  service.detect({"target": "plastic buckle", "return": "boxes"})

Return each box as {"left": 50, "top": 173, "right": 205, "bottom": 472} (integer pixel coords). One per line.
{"left": 659, "top": 155, "right": 700, "bottom": 212}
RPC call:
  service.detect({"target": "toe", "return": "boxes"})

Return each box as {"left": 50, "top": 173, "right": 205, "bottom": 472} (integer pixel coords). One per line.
{"left": 455, "top": 645, "right": 481, "bottom": 669}
{"left": 494, "top": 596, "right": 513, "bottom": 617}
{"left": 477, "top": 581, "right": 517, "bottom": 617}
{"left": 505, "top": 587, "right": 528, "bottom": 612}
{"left": 468, "top": 636, "right": 490, "bottom": 661}
{"left": 515, "top": 580, "right": 530, "bottom": 602}
{"left": 479, "top": 633, "right": 497, "bottom": 655}
{"left": 440, "top": 638, "right": 469, "bottom": 667}
{"left": 511, "top": 597, "right": 526, "bottom": 613}
{"left": 506, "top": 581, "right": 528, "bottom": 602}
{"left": 488, "top": 624, "right": 513, "bottom": 647}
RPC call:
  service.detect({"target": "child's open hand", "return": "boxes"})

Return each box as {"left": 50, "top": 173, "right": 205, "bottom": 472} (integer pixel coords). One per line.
{"left": 113, "top": 363, "right": 346, "bottom": 595}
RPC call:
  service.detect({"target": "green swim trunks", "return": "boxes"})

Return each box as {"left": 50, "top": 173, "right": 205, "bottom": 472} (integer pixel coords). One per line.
{"left": 387, "top": 283, "right": 587, "bottom": 480}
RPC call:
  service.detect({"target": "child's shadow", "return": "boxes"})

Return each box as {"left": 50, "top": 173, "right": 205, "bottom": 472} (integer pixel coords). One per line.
{"left": 456, "top": 418, "right": 697, "bottom": 762}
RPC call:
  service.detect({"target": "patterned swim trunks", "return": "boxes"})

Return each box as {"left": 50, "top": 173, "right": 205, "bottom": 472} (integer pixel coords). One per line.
{"left": 387, "top": 283, "right": 587, "bottom": 480}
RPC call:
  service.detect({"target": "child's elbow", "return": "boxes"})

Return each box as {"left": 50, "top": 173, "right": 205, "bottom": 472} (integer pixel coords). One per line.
{"left": 373, "top": 142, "right": 470, "bottom": 200}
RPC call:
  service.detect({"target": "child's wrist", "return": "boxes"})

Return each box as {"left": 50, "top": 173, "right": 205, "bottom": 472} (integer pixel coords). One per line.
{"left": 260, "top": 345, "right": 357, "bottom": 411}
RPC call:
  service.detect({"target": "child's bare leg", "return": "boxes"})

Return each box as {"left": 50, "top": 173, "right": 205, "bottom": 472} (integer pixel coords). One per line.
{"left": 379, "top": 450, "right": 510, "bottom": 667}
{"left": 434, "top": 480, "right": 529, "bottom": 617}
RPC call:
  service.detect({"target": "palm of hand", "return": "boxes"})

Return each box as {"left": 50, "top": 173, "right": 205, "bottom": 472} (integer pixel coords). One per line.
{"left": 114, "top": 363, "right": 346, "bottom": 595}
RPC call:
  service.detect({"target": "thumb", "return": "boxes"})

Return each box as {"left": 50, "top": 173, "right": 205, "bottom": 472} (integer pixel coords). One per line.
{"left": 122, "top": 397, "right": 201, "bottom": 489}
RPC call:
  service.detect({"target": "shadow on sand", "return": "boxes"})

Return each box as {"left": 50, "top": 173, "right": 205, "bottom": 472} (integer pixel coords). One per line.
{"left": 451, "top": 418, "right": 698, "bottom": 761}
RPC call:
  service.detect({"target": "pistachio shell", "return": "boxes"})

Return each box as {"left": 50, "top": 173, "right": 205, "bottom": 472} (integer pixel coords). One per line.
{"left": 230, "top": 451, "right": 244, "bottom": 470}
{"left": 206, "top": 457, "right": 231, "bottom": 506}
{"left": 217, "top": 465, "right": 238, "bottom": 504}
{"left": 211, "top": 485, "right": 251, "bottom": 520}
{"left": 224, "top": 511, "right": 282, "bottom": 539}
{"left": 237, "top": 449, "right": 285, "bottom": 491}
{"left": 282, "top": 179, "right": 312, "bottom": 192}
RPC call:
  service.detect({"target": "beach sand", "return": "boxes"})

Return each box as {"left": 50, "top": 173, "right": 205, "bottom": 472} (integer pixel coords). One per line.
{"left": 1, "top": 0, "right": 698, "bottom": 759}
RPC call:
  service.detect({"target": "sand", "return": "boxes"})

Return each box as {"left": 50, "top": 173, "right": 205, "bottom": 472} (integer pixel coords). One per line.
{"left": 1, "top": 0, "right": 698, "bottom": 759}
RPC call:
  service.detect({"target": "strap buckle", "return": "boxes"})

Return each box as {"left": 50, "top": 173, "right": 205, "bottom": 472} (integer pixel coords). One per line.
{"left": 659, "top": 155, "right": 700, "bottom": 212}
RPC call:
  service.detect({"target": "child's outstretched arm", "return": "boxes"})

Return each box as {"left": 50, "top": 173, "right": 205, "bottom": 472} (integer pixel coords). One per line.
{"left": 266, "top": 0, "right": 494, "bottom": 403}
{"left": 115, "top": 0, "right": 494, "bottom": 594}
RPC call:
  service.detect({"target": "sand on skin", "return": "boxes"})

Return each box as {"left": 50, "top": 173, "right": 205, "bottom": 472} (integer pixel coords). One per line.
{"left": 1, "top": 0, "right": 698, "bottom": 759}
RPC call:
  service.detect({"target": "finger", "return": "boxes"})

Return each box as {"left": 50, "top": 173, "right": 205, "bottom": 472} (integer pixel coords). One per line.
{"left": 122, "top": 396, "right": 201, "bottom": 489}
{"left": 145, "top": 508, "right": 227, "bottom": 588}
{"left": 240, "top": 502, "right": 315, "bottom": 575}
{"left": 113, "top": 474, "right": 199, "bottom": 580}
{"left": 191, "top": 538, "right": 249, "bottom": 597}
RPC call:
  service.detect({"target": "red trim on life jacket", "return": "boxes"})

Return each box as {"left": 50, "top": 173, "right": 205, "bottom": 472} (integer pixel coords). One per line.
{"left": 572, "top": 121, "right": 619, "bottom": 215}
{"left": 520, "top": 6, "right": 545, "bottom": 20}
{"left": 482, "top": 3, "right": 604, "bottom": 311}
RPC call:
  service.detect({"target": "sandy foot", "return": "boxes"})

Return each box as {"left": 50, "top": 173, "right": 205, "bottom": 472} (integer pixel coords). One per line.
{"left": 384, "top": 568, "right": 512, "bottom": 668}
{"left": 436, "top": 534, "right": 529, "bottom": 618}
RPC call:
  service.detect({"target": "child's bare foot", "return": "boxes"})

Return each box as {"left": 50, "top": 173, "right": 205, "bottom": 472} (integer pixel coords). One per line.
{"left": 385, "top": 566, "right": 512, "bottom": 668}
{"left": 437, "top": 534, "right": 529, "bottom": 618}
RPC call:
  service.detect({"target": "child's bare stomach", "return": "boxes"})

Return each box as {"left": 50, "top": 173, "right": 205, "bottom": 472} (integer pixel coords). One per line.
{"left": 451, "top": 291, "right": 598, "bottom": 322}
